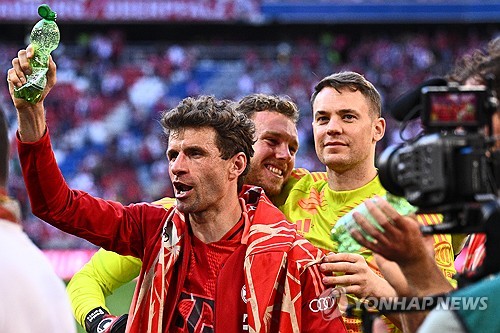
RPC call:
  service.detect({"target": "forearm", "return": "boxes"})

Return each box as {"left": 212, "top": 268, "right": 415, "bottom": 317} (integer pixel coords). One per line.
{"left": 67, "top": 270, "right": 110, "bottom": 327}
{"left": 400, "top": 254, "right": 454, "bottom": 297}
{"left": 401, "top": 311, "right": 432, "bottom": 333}
{"left": 364, "top": 268, "right": 404, "bottom": 330}
{"left": 16, "top": 103, "right": 46, "bottom": 143}
{"left": 67, "top": 249, "right": 142, "bottom": 328}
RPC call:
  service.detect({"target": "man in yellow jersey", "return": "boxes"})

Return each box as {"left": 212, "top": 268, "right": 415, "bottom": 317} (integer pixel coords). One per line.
{"left": 67, "top": 93, "right": 304, "bottom": 333}
{"left": 279, "top": 71, "right": 456, "bottom": 332}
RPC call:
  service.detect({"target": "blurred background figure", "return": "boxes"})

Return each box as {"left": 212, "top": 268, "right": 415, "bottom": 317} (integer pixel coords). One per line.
{"left": 0, "top": 106, "right": 76, "bottom": 333}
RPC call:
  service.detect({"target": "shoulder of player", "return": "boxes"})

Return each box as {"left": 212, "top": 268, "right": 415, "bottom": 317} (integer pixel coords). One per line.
{"left": 290, "top": 168, "right": 327, "bottom": 181}
{"left": 151, "top": 197, "right": 176, "bottom": 210}
{"left": 288, "top": 168, "right": 328, "bottom": 192}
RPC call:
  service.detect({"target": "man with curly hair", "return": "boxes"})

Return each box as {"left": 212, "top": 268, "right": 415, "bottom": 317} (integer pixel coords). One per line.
{"left": 7, "top": 46, "right": 346, "bottom": 333}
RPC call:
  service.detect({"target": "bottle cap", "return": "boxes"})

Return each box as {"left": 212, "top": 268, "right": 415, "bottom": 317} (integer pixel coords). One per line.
{"left": 38, "top": 4, "right": 57, "bottom": 21}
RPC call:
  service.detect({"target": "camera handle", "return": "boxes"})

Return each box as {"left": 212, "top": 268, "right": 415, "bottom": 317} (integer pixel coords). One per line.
{"left": 455, "top": 198, "right": 500, "bottom": 287}
{"left": 420, "top": 198, "right": 500, "bottom": 288}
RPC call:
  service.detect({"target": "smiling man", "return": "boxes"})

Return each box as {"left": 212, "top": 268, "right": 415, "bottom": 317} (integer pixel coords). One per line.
{"left": 239, "top": 94, "right": 299, "bottom": 199}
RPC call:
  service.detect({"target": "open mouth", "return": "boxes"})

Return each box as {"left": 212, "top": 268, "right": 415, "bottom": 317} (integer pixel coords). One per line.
{"left": 265, "top": 164, "right": 284, "bottom": 178}
{"left": 173, "top": 181, "right": 193, "bottom": 197}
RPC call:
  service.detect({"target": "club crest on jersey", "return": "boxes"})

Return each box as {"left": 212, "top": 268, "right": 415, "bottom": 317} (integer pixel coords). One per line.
{"left": 161, "top": 218, "right": 182, "bottom": 256}
{"left": 241, "top": 285, "right": 248, "bottom": 303}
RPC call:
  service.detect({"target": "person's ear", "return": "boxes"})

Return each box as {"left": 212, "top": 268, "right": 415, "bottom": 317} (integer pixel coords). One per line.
{"left": 373, "top": 117, "right": 386, "bottom": 143}
{"left": 229, "top": 152, "right": 247, "bottom": 180}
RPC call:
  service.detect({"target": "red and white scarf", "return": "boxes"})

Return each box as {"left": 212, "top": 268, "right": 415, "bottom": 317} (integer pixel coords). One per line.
{"left": 126, "top": 186, "right": 324, "bottom": 333}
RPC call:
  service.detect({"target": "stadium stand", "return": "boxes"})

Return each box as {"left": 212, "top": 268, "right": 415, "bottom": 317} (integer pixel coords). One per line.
{"left": 0, "top": 3, "right": 498, "bottom": 251}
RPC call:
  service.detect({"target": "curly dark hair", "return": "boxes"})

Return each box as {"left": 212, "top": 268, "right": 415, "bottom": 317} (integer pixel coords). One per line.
{"left": 236, "top": 93, "right": 299, "bottom": 124}
{"left": 447, "top": 37, "right": 500, "bottom": 99}
{"left": 311, "top": 71, "right": 382, "bottom": 118}
{"left": 160, "top": 95, "right": 255, "bottom": 191}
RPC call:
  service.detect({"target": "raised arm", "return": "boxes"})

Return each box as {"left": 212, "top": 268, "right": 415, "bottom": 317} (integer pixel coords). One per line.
{"left": 8, "top": 46, "right": 166, "bottom": 257}
{"left": 7, "top": 45, "right": 55, "bottom": 142}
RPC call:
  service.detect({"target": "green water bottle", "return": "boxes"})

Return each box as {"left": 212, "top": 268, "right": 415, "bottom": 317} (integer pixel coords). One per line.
{"left": 331, "top": 193, "right": 418, "bottom": 253}
{"left": 14, "top": 4, "right": 60, "bottom": 104}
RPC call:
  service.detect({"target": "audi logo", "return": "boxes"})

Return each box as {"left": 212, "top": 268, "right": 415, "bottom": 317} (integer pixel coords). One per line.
{"left": 309, "top": 296, "right": 337, "bottom": 312}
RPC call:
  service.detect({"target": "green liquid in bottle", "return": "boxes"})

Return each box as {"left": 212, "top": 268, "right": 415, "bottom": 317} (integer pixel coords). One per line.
{"left": 14, "top": 4, "right": 60, "bottom": 104}
{"left": 331, "top": 193, "right": 417, "bottom": 253}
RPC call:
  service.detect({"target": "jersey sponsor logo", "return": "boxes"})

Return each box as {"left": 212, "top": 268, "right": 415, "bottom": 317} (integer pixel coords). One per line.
{"left": 309, "top": 295, "right": 337, "bottom": 312}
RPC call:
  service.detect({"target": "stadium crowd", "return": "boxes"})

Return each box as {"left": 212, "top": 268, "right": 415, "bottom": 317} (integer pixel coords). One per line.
{"left": 0, "top": 26, "right": 498, "bottom": 249}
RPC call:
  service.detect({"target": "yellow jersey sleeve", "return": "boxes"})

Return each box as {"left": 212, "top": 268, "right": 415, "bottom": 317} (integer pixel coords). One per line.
{"left": 66, "top": 248, "right": 142, "bottom": 327}
{"left": 416, "top": 213, "right": 457, "bottom": 287}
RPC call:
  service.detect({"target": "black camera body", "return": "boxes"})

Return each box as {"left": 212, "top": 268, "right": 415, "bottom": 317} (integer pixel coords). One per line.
{"left": 379, "top": 82, "right": 500, "bottom": 283}
{"left": 379, "top": 132, "right": 492, "bottom": 211}
{"left": 378, "top": 83, "right": 498, "bottom": 216}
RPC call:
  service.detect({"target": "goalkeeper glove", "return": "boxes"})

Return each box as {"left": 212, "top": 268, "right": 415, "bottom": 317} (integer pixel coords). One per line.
{"left": 85, "top": 307, "right": 128, "bottom": 333}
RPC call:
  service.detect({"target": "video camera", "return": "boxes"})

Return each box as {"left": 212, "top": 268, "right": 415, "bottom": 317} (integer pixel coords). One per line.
{"left": 377, "top": 79, "right": 500, "bottom": 285}
{"left": 377, "top": 80, "right": 499, "bottom": 234}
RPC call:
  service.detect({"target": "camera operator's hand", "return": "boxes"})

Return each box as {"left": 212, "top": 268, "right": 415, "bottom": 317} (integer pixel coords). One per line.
{"left": 350, "top": 196, "right": 453, "bottom": 297}
{"left": 349, "top": 196, "right": 432, "bottom": 264}
{"left": 373, "top": 253, "right": 410, "bottom": 297}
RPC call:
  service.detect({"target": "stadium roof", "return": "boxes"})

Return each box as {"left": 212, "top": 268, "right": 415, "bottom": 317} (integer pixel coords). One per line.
{"left": 1, "top": 0, "right": 499, "bottom": 24}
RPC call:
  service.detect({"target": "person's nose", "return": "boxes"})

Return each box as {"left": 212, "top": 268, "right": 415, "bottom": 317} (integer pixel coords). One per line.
{"left": 275, "top": 142, "right": 293, "bottom": 160}
{"left": 169, "top": 153, "right": 188, "bottom": 176}
{"left": 326, "top": 118, "right": 342, "bottom": 135}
